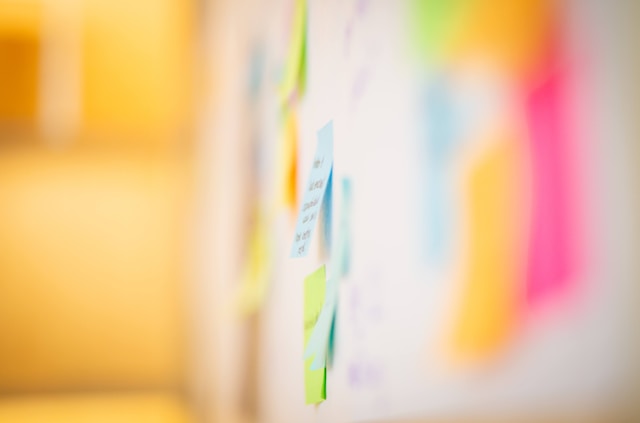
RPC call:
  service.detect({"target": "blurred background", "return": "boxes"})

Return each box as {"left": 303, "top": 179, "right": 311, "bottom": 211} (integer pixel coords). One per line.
{"left": 0, "top": 0, "right": 197, "bottom": 422}
{"left": 0, "top": 1, "right": 638, "bottom": 423}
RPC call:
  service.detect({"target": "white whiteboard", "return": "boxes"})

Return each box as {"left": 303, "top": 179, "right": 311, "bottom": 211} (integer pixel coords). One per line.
{"left": 219, "top": 1, "right": 640, "bottom": 422}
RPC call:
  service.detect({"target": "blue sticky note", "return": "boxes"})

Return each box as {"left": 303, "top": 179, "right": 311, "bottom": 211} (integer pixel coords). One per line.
{"left": 303, "top": 276, "right": 338, "bottom": 370}
{"left": 291, "top": 121, "right": 334, "bottom": 258}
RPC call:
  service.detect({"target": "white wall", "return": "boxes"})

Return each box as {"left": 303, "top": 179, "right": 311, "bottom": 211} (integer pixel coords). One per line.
{"left": 194, "top": 1, "right": 640, "bottom": 422}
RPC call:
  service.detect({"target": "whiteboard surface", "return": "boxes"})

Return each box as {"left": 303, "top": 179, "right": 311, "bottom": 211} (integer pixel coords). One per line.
{"left": 236, "top": 1, "right": 640, "bottom": 422}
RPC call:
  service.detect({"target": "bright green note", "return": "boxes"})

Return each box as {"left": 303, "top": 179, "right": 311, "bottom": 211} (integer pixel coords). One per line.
{"left": 304, "top": 265, "right": 326, "bottom": 404}
{"left": 280, "top": 0, "right": 307, "bottom": 101}
{"left": 410, "top": 0, "right": 465, "bottom": 61}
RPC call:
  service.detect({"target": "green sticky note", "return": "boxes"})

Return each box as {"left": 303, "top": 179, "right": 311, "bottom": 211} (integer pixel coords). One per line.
{"left": 280, "top": 0, "right": 307, "bottom": 102}
{"left": 410, "top": 0, "right": 466, "bottom": 61}
{"left": 304, "top": 265, "right": 327, "bottom": 404}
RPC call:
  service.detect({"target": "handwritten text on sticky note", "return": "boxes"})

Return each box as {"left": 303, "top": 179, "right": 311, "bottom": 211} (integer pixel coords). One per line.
{"left": 291, "top": 121, "right": 334, "bottom": 257}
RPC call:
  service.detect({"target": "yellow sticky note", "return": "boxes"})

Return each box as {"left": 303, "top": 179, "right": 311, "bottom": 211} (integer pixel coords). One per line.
{"left": 236, "top": 211, "right": 271, "bottom": 316}
{"left": 304, "top": 265, "right": 326, "bottom": 404}
{"left": 447, "top": 134, "right": 524, "bottom": 362}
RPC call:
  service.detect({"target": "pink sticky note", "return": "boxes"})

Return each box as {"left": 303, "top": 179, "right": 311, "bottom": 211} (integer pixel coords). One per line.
{"left": 525, "top": 70, "right": 579, "bottom": 308}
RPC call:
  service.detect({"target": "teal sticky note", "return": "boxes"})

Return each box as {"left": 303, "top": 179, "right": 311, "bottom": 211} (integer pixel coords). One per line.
{"left": 303, "top": 276, "right": 338, "bottom": 370}
{"left": 291, "top": 121, "right": 334, "bottom": 258}
{"left": 319, "top": 168, "right": 333, "bottom": 258}
{"left": 326, "top": 304, "right": 337, "bottom": 367}
{"left": 336, "top": 177, "right": 352, "bottom": 277}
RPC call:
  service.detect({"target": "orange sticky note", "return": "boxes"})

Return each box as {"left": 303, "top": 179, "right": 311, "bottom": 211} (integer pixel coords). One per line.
{"left": 280, "top": 110, "right": 298, "bottom": 210}
{"left": 449, "top": 0, "right": 555, "bottom": 77}
{"left": 447, "top": 134, "right": 525, "bottom": 362}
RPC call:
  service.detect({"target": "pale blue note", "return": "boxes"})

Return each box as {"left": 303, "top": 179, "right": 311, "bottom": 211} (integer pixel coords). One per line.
{"left": 291, "top": 121, "right": 334, "bottom": 258}
{"left": 422, "top": 78, "right": 456, "bottom": 262}
{"left": 303, "top": 276, "right": 339, "bottom": 370}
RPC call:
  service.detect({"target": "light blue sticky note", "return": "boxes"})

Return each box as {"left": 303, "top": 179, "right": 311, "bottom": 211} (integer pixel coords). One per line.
{"left": 303, "top": 276, "right": 339, "bottom": 370}
{"left": 291, "top": 121, "right": 334, "bottom": 258}
{"left": 422, "top": 78, "right": 456, "bottom": 263}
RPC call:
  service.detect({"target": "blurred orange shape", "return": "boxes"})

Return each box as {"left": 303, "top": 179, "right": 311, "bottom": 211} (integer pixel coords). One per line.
{"left": 447, "top": 132, "right": 526, "bottom": 363}
{"left": 280, "top": 109, "right": 299, "bottom": 211}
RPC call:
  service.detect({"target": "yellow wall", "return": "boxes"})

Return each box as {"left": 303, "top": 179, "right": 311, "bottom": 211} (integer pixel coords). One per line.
{"left": 0, "top": 0, "right": 196, "bottom": 394}
{"left": 0, "top": 37, "right": 39, "bottom": 125}
{"left": 81, "top": 0, "right": 195, "bottom": 143}
{"left": 0, "top": 150, "right": 189, "bottom": 393}
{"left": 0, "top": 0, "right": 41, "bottom": 38}
{"left": 0, "top": 0, "right": 195, "bottom": 145}
{"left": 0, "top": 0, "right": 41, "bottom": 126}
